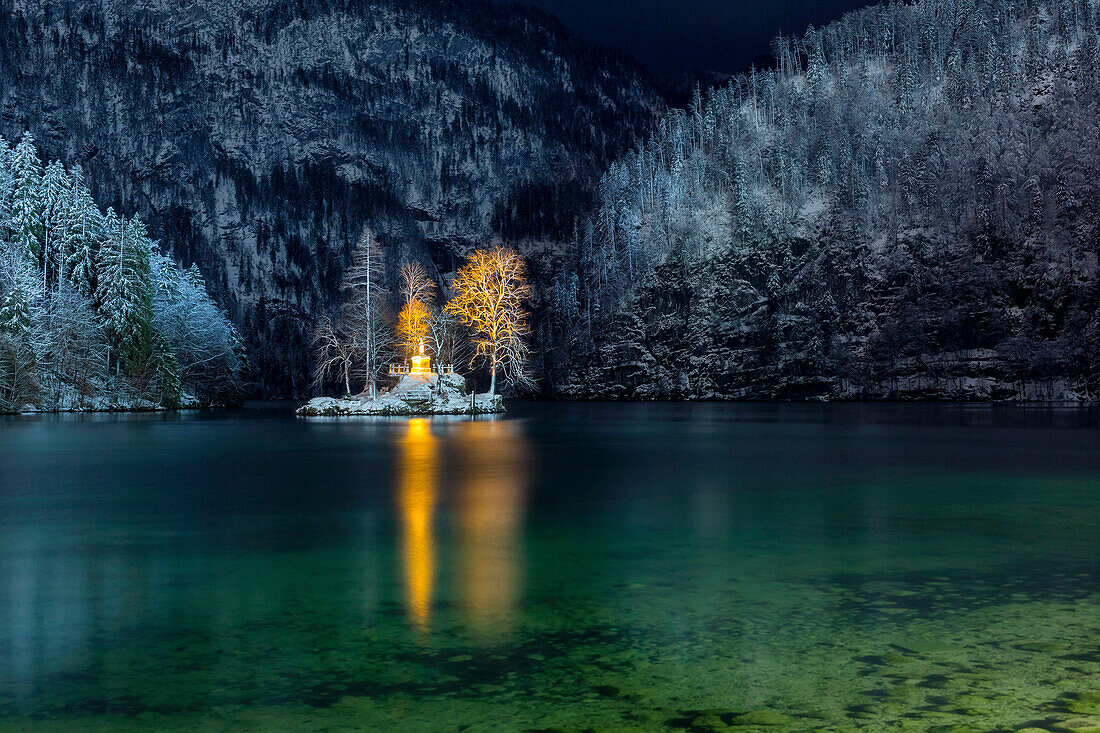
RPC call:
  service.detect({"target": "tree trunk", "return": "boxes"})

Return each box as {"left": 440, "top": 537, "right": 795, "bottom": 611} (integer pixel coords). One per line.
{"left": 344, "top": 364, "right": 352, "bottom": 397}
{"left": 489, "top": 346, "right": 497, "bottom": 396}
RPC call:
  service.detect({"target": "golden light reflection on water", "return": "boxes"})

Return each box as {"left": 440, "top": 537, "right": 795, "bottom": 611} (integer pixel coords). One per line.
{"left": 394, "top": 418, "right": 529, "bottom": 638}
{"left": 454, "top": 420, "right": 528, "bottom": 641}
{"left": 397, "top": 418, "right": 438, "bottom": 632}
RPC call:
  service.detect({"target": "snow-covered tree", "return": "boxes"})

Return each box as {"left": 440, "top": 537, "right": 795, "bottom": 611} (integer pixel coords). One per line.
{"left": 61, "top": 172, "right": 102, "bottom": 299}
{"left": 0, "top": 134, "right": 246, "bottom": 410}
{"left": 97, "top": 212, "right": 153, "bottom": 373}
{"left": 341, "top": 229, "right": 393, "bottom": 397}
{"left": 10, "top": 132, "right": 43, "bottom": 261}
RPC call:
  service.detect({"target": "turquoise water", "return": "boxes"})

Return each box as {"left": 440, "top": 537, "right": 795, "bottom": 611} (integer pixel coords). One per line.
{"left": 1, "top": 403, "right": 1099, "bottom": 731}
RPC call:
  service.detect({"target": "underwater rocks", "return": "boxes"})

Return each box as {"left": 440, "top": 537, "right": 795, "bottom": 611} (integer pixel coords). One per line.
{"left": 1059, "top": 692, "right": 1100, "bottom": 715}
{"left": 1053, "top": 720, "right": 1100, "bottom": 733}
{"left": 687, "top": 708, "right": 794, "bottom": 730}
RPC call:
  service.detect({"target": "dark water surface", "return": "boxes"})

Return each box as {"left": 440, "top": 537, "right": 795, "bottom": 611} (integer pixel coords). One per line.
{"left": 2, "top": 402, "right": 1100, "bottom": 731}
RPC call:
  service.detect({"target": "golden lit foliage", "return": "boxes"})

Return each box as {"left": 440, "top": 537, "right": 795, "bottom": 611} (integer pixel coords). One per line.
{"left": 455, "top": 420, "right": 527, "bottom": 639}
{"left": 445, "top": 246, "right": 532, "bottom": 393}
{"left": 396, "top": 262, "right": 438, "bottom": 360}
{"left": 397, "top": 298, "right": 432, "bottom": 359}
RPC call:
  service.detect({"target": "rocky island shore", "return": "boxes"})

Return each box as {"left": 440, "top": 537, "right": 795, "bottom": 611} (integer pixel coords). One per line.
{"left": 296, "top": 372, "right": 504, "bottom": 417}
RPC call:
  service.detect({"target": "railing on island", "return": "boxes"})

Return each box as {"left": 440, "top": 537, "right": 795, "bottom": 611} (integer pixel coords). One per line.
{"left": 388, "top": 363, "right": 455, "bottom": 376}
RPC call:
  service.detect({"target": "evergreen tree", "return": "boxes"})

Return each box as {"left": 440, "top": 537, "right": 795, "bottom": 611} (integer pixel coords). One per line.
{"left": 10, "top": 132, "right": 43, "bottom": 261}
{"left": 0, "top": 134, "right": 245, "bottom": 409}
{"left": 40, "top": 160, "right": 71, "bottom": 287}
{"left": 0, "top": 287, "right": 32, "bottom": 337}
{"left": 62, "top": 176, "right": 102, "bottom": 299}
{"left": 97, "top": 212, "right": 153, "bottom": 373}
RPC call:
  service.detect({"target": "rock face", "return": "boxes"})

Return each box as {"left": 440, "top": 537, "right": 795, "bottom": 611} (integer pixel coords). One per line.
{"left": 296, "top": 372, "right": 503, "bottom": 415}
{"left": 0, "top": 0, "right": 663, "bottom": 396}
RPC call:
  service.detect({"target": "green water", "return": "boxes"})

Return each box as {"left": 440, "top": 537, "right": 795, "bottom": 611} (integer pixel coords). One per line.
{"left": 1, "top": 402, "right": 1099, "bottom": 732}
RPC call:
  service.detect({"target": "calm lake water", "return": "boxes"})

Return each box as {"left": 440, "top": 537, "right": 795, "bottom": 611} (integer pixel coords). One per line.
{"left": 2, "top": 402, "right": 1100, "bottom": 731}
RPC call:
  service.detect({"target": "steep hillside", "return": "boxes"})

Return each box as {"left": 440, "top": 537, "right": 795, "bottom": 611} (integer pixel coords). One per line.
{"left": 550, "top": 0, "right": 1100, "bottom": 400}
{"left": 0, "top": 0, "right": 662, "bottom": 394}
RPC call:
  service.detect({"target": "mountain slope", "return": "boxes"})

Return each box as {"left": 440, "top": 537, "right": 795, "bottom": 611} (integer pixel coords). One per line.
{"left": 0, "top": 0, "right": 663, "bottom": 394}
{"left": 551, "top": 0, "right": 1100, "bottom": 400}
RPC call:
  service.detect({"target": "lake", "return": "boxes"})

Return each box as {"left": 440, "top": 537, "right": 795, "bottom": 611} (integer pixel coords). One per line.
{"left": 1, "top": 402, "right": 1099, "bottom": 731}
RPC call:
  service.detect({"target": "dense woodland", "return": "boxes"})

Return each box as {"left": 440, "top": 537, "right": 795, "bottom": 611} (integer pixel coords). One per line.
{"left": 540, "top": 0, "right": 1100, "bottom": 400}
{"left": 0, "top": 133, "right": 245, "bottom": 411}
{"left": 4, "top": 0, "right": 1100, "bottom": 401}
{"left": 0, "top": 0, "right": 661, "bottom": 396}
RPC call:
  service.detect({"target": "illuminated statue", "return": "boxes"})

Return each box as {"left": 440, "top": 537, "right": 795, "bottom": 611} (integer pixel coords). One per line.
{"left": 410, "top": 337, "right": 431, "bottom": 374}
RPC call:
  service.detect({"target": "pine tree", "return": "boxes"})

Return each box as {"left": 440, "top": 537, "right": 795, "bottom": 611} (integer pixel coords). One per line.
{"left": 96, "top": 212, "right": 153, "bottom": 373}
{"left": 10, "top": 132, "right": 44, "bottom": 261}
{"left": 0, "top": 288, "right": 32, "bottom": 337}
{"left": 40, "top": 160, "right": 71, "bottom": 288}
{"left": 151, "top": 334, "right": 182, "bottom": 407}
{"left": 62, "top": 176, "right": 103, "bottom": 299}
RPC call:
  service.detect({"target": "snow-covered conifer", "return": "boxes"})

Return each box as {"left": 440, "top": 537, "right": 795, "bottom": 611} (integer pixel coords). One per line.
{"left": 10, "top": 132, "right": 44, "bottom": 261}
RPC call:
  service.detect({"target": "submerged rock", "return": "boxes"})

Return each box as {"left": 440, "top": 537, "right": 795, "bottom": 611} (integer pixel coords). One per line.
{"left": 730, "top": 709, "right": 794, "bottom": 726}
{"left": 1062, "top": 693, "right": 1100, "bottom": 715}
{"left": 1054, "top": 719, "right": 1100, "bottom": 733}
{"left": 689, "top": 713, "right": 727, "bottom": 730}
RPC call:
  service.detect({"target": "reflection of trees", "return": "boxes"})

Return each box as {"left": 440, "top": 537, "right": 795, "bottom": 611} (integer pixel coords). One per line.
{"left": 396, "top": 419, "right": 438, "bottom": 632}
{"left": 454, "top": 420, "right": 528, "bottom": 640}
{"left": 394, "top": 418, "right": 529, "bottom": 639}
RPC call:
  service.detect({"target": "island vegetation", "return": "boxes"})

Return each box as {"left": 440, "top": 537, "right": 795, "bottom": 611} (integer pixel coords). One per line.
{"left": 0, "top": 133, "right": 246, "bottom": 413}
{"left": 300, "top": 237, "right": 532, "bottom": 416}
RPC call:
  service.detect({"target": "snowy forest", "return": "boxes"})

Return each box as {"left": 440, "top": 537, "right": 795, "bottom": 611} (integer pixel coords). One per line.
{"left": 0, "top": 0, "right": 660, "bottom": 396}
{"left": 540, "top": 0, "right": 1100, "bottom": 400}
{"left": 0, "top": 133, "right": 245, "bottom": 412}
{"left": 4, "top": 0, "right": 1100, "bottom": 402}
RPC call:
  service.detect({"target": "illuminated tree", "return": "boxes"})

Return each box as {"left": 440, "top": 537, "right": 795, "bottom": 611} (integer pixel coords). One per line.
{"left": 397, "top": 297, "right": 432, "bottom": 360}
{"left": 397, "top": 262, "right": 436, "bottom": 360}
{"left": 446, "top": 246, "right": 532, "bottom": 395}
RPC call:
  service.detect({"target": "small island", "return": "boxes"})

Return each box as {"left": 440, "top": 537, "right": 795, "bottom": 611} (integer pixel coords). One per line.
{"left": 297, "top": 242, "right": 530, "bottom": 418}
{"left": 297, "top": 339, "right": 504, "bottom": 416}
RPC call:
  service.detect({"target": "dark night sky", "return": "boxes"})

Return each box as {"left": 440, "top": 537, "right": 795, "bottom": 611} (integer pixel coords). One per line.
{"left": 518, "top": 0, "right": 873, "bottom": 73}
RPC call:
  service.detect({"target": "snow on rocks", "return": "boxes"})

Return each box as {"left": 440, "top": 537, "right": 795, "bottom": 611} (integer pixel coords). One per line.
{"left": 296, "top": 373, "right": 505, "bottom": 416}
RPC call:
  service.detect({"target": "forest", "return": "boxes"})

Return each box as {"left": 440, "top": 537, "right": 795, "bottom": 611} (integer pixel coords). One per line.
{"left": 538, "top": 0, "right": 1100, "bottom": 400}
{"left": 0, "top": 0, "right": 661, "bottom": 396}
{"left": 0, "top": 133, "right": 245, "bottom": 412}
{"left": 4, "top": 0, "right": 1099, "bottom": 402}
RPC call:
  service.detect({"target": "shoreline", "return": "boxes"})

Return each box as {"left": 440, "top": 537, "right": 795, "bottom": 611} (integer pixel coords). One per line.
{"left": 296, "top": 394, "right": 505, "bottom": 417}
{"left": 9, "top": 397, "right": 1100, "bottom": 417}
